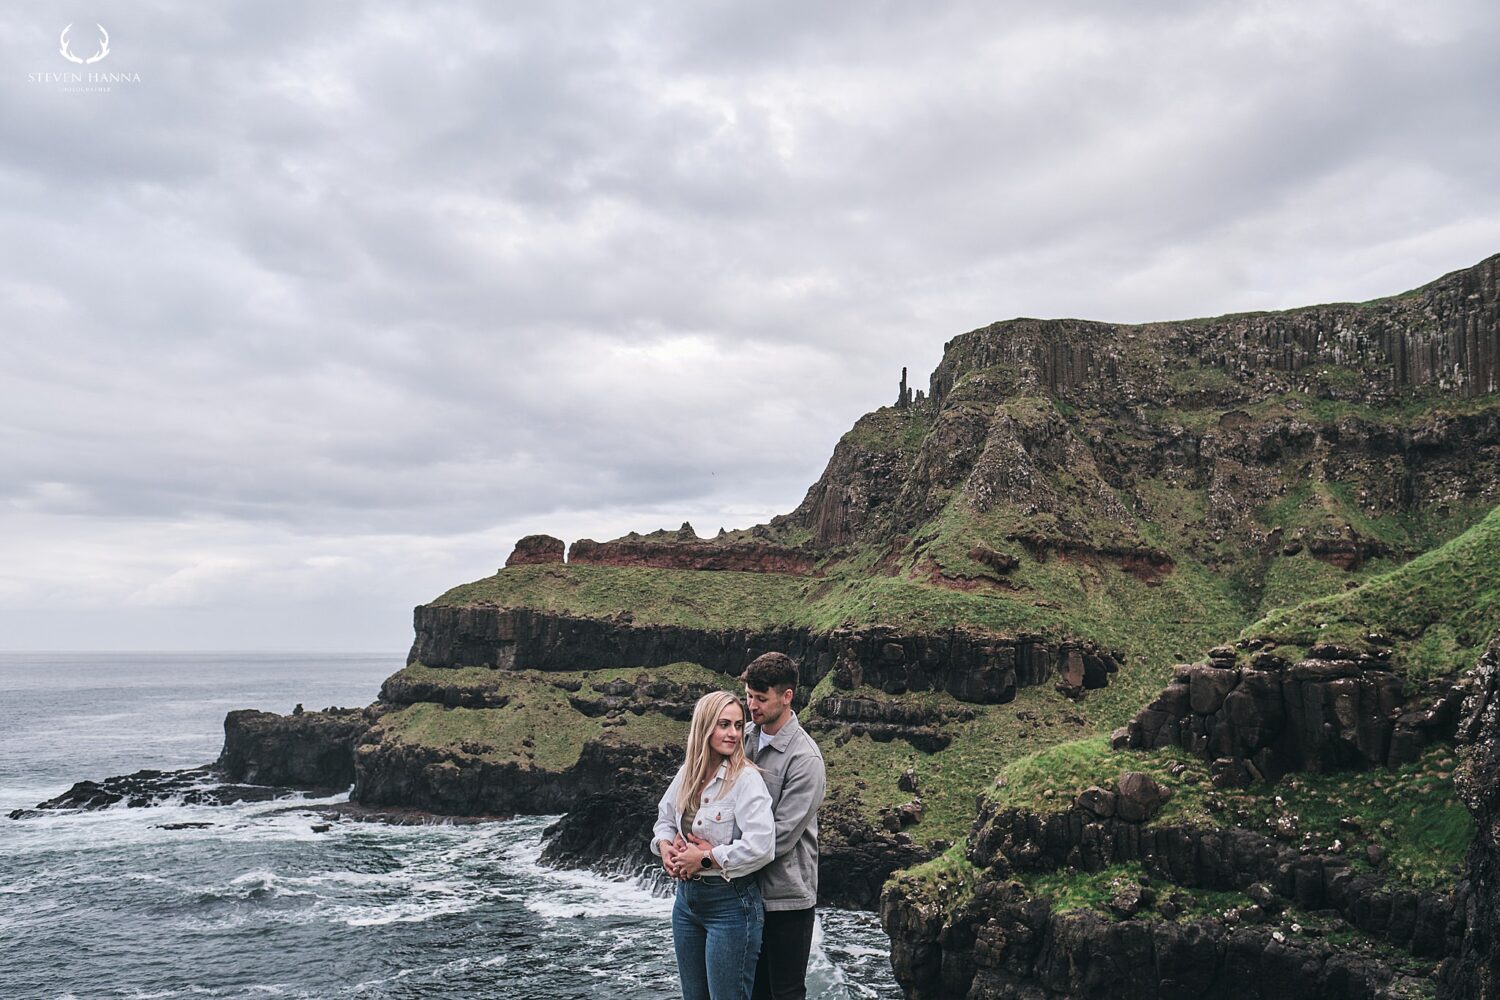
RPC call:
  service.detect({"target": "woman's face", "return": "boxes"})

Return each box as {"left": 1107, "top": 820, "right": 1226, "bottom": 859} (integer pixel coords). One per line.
{"left": 709, "top": 701, "right": 745, "bottom": 757}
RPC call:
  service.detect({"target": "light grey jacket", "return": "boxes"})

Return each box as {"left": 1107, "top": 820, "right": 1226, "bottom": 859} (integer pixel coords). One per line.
{"left": 747, "top": 712, "right": 826, "bottom": 911}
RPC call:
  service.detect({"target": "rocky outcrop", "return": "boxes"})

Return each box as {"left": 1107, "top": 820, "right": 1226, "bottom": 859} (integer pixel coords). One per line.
{"left": 807, "top": 694, "right": 977, "bottom": 752}
{"left": 964, "top": 805, "right": 1458, "bottom": 959}
{"left": 1005, "top": 533, "right": 1175, "bottom": 579}
{"left": 1444, "top": 633, "right": 1500, "bottom": 999}
{"left": 505, "top": 534, "right": 565, "bottom": 566}
{"left": 882, "top": 780, "right": 1462, "bottom": 1000}
{"left": 378, "top": 672, "right": 510, "bottom": 709}
{"left": 826, "top": 627, "right": 1120, "bottom": 703}
{"left": 819, "top": 789, "right": 937, "bottom": 910}
{"left": 567, "top": 537, "right": 820, "bottom": 575}
{"left": 7, "top": 764, "right": 310, "bottom": 818}
{"left": 883, "top": 874, "right": 1426, "bottom": 1000}
{"left": 408, "top": 606, "right": 1119, "bottom": 705}
{"left": 218, "top": 707, "right": 369, "bottom": 788}
{"left": 409, "top": 605, "right": 814, "bottom": 675}
{"left": 352, "top": 733, "right": 577, "bottom": 817}
{"left": 1122, "top": 643, "right": 1467, "bottom": 781}
{"left": 566, "top": 671, "right": 719, "bottom": 720}
{"left": 539, "top": 739, "right": 683, "bottom": 872}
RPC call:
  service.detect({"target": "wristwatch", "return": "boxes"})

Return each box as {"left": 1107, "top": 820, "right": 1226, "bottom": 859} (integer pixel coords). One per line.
{"left": 700, "top": 855, "right": 712, "bottom": 870}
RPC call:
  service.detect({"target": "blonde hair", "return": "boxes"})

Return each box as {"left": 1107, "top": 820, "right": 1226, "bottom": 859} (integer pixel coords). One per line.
{"left": 676, "top": 691, "right": 753, "bottom": 814}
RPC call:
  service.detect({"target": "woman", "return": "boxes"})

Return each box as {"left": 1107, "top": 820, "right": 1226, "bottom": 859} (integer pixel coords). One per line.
{"left": 652, "top": 691, "right": 775, "bottom": 1000}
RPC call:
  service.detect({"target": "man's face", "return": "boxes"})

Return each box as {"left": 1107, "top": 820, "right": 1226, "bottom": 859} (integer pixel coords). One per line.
{"left": 745, "top": 684, "right": 793, "bottom": 729}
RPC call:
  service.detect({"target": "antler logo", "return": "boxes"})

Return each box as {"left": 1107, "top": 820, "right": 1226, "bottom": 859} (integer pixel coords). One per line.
{"left": 59, "top": 24, "right": 110, "bottom": 65}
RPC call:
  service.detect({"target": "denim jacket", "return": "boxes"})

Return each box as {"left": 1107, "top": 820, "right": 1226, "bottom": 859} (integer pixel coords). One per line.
{"left": 651, "top": 761, "right": 775, "bottom": 878}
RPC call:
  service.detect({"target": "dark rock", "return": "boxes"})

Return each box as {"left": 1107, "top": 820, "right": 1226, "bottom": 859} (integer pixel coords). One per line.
{"left": 1246, "top": 882, "right": 1282, "bottom": 913}
{"left": 15, "top": 764, "right": 315, "bottom": 815}
{"left": 1115, "top": 772, "right": 1172, "bottom": 822}
{"left": 1074, "top": 786, "right": 1117, "bottom": 819}
{"left": 968, "top": 544, "right": 1019, "bottom": 574}
{"left": 1108, "top": 883, "right": 1151, "bottom": 919}
{"left": 1189, "top": 664, "right": 1238, "bottom": 714}
{"left": 1444, "top": 631, "right": 1500, "bottom": 999}
{"left": 1211, "top": 757, "right": 1251, "bottom": 789}
{"left": 218, "top": 708, "right": 367, "bottom": 788}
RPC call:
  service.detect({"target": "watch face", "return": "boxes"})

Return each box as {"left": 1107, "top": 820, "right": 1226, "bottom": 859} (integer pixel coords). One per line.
{"left": 700, "top": 855, "right": 711, "bottom": 869}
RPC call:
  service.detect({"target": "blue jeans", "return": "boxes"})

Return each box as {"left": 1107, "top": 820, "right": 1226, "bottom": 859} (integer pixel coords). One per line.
{"left": 672, "top": 876, "right": 764, "bottom": 1000}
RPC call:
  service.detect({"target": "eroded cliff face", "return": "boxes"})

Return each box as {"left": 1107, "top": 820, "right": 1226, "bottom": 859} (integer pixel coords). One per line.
{"left": 926, "top": 255, "right": 1500, "bottom": 406}
{"left": 218, "top": 708, "right": 369, "bottom": 788}
{"left": 1444, "top": 634, "right": 1500, "bottom": 1000}
{"left": 1122, "top": 642, "right": 1468, "bottom": 783}
{"left": 407, "top": 605, "right": 1118, "bottom": 705}
{"left": 882, "top": 781, "right": 1464, "bottom": 999}
{"left": 787, "top": 256, "right": 1500, "bottom": 564}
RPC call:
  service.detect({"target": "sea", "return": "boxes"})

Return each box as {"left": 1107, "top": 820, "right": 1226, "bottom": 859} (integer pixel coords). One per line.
{"left": 0, "top": 652, "right": 902, "bottom": 1000}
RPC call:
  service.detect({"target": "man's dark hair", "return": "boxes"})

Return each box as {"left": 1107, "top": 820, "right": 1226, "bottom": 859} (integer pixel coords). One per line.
{"left": 742, "top": 651, "right": 798, "bottom": 693}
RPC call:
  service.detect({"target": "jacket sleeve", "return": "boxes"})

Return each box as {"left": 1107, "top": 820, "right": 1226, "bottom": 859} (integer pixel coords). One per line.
{"left": 651, "top": 766, "right": 685, "bottom": 857}
{"left": 710, "top": 770, "right": 775, "bottom": 877}
{"left": 771, "top": 749, "right": 826, "bottom": 859}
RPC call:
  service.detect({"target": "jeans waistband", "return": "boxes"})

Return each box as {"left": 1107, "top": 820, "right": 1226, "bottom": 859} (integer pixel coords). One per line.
{"left": 688, "top": 872, "right": 758, "bottom": 890}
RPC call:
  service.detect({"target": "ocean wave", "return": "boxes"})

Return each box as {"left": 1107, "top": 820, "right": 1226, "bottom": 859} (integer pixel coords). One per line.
{"left": 329, "top": 894, "right": 478, "bottom": 927}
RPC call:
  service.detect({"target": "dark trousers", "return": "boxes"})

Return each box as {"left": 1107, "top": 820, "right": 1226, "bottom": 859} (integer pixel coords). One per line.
{"left": 751, "top": 906, "right": 816, "bottom": 1000}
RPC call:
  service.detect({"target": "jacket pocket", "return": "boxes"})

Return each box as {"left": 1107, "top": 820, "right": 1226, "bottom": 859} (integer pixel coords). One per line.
{"left": 691, "top": 799, "right": 737, "bottom": 846}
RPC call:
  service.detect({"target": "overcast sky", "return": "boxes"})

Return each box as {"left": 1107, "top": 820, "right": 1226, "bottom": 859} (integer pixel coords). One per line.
{"left": 2, "top": 1, "right": 1498, "bottom": 652}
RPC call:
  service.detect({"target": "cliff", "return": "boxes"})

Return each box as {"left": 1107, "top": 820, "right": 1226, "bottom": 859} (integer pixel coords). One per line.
{"left": 877, "top": 488, "right": 1500, "bottom": 997}
{"left": 258, "top": 254, "right": 1500, "bottom": 923}
{"left": 20, "top": 255, "right": 1500, "bottom": 988}
{"left": 362, "top": 255, "right": 1500, "bottom": 915}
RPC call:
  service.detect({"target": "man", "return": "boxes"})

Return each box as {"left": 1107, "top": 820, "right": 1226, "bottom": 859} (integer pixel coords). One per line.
{"left": 682, "top": 652, "right": 826, "bottom": 997}
{"left": 739, "top": 651, "right": 826, "bottom": 1000}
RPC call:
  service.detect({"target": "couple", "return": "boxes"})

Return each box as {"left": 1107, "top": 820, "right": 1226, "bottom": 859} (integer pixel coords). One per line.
{"left": 651, "top": 652, "right": 826, "bottom": 1000}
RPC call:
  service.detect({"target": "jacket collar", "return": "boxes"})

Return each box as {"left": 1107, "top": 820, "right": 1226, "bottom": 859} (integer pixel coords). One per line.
{"left": 751, "top": 711, "right": 801, "bottom": 755}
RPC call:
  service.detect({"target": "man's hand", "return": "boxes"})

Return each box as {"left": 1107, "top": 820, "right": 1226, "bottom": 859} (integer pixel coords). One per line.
{"left": 675, "top": 843, "right": 709, "bottom": 874}
{"left": 674, "top": 833, "right": 719, "bottom": 876}
{"left": 659, "top": 838, "right": 681, "bottom": 878}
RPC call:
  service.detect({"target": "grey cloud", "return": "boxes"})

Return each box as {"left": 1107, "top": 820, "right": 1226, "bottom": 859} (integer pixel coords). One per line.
{"left": 1, "top": 0, "right": 1497, "bottom": 648}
